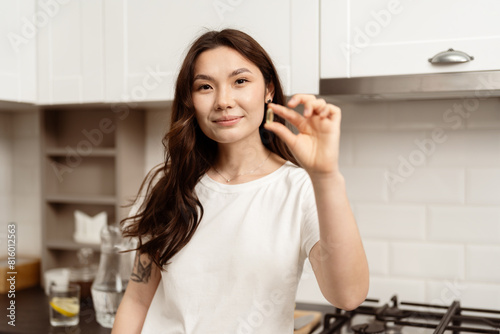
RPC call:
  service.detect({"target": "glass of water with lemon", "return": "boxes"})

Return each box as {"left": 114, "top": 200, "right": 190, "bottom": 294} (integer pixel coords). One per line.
{"left": 49, "top": 284, "right": 80, "bottom": 326}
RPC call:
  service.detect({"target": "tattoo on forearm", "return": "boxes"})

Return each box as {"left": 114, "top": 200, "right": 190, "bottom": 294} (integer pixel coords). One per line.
{"left": 130, "top": 252, "right": 153, "bottom": 283}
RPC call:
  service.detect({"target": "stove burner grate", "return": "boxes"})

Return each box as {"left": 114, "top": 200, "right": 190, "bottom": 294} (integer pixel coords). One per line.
{"left": 320, "top": 295, "right": 500, "bottom": 334}
{"left": 351, "top": 322, "right": 385, "bottom": 334}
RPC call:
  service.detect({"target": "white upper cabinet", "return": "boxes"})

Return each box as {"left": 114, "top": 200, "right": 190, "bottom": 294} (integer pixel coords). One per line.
{"left": 3, "top": 0, "right": 318, "bottom": 105}
{"left": 0, "top": 1, "right": 37, "bottom": 103}
{"left": 321, "top": 0, "right": 500, "bottom": 78}
{"left": 37, "top": 0, "right": 105, "bottom": 104}
{"left": 105, "top": 0, "right": 319, "bottom": 103}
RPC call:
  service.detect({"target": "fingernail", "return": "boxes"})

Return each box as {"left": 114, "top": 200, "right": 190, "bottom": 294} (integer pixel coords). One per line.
{"left": 266, "top": 108, "right": 274, "bottom": 123}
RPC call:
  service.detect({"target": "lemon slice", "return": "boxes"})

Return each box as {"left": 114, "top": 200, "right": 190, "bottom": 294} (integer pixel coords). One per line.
{"left": 50, "top": 297, "right": 80, "bottom": 317}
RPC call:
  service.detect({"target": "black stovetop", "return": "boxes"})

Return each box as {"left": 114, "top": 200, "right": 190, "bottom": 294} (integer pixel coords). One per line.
{"left": 316, "top": 295, "right": 500, "bottom": 334}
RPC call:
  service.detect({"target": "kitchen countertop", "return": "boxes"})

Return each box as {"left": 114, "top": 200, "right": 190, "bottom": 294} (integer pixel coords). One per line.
{"left": 0, "top": 286, "right": 111, "bottom": 334}
{"left": 0, "top": 285, "right": 335, "bottom": 333}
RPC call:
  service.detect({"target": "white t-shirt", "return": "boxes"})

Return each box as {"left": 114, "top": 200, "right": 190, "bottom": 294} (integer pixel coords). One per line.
{"left": 141, "top": 161, "right": 320, "bottom": 334}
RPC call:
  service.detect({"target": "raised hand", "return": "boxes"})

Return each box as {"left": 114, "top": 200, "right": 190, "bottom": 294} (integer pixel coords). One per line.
{"left": 264, "top": 94, "right": 342, "bottom": 176}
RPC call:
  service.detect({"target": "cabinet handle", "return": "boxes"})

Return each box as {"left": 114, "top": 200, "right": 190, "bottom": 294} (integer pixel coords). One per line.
{"left": 428, "top": 48, "right": 474, "bottom": 64}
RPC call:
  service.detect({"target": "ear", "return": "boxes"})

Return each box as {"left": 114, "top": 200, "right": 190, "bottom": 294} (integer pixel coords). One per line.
{"left": 265, "top": 82, "right": 275, "bottom": 102}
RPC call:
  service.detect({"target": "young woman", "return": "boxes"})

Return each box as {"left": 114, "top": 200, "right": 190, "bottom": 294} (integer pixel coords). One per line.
{"left": 112, "top": 29, "right": 369, "bottom": 333}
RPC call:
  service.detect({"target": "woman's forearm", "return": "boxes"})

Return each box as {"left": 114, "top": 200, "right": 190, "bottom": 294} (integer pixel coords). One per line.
{"left": 309, "top": 171, "right": 369, "bottom": 308}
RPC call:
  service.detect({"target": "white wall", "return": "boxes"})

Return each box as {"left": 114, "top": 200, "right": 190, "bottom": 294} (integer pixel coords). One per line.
{"left": 0, "top": 113, "right": 14, "bottom": 249}
{"left": 143, "top": 98, "right": 500, "bottom": 308}
{"left": 12, "top": 111, "right": 41, "bottom": 257}
{"left": 0, "top": 111, "right": 41, "bottom": 257}
{"left": 297, "top": 97, "right": 500, "bottom": 308}
{"left": 144, "top": 107, "right": 170, "bottom": 174}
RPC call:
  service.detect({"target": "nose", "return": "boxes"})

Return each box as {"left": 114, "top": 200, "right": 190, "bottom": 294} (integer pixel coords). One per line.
{"left": 215, "top": 86, "right": 235, "bottom": 110}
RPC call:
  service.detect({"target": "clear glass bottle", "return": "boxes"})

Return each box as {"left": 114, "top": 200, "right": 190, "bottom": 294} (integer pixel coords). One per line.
{"left": 70, "top": 247, "right": 97, "bottom": 301}
{"left": 91, "top": 224, "right": 134, "bottom": 328}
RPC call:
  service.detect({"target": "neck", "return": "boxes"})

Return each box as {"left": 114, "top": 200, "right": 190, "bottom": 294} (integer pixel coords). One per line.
{"left": 215, "top": 142, "right": 270, "bottom": 176}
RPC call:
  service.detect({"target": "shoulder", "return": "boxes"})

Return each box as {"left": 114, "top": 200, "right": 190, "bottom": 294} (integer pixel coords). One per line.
{"left": 280, "top": 161, "right": 311, "bottom": 183}
{"left": 272, "top": 161, "right": 314, "bottom": 199}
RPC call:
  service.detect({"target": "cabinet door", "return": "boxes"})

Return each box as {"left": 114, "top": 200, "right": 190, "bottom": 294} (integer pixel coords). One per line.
{"left": 105, "top": 0, "right": 319, "bottom": 102}
{"left": 0, "top": 1, "right": 36, "bottom": 103}
{"left": 37, "top": 0, "right": 104, "bottom": 104}
{"left": 321, "top": 0, "right": 500, "bottom": 78}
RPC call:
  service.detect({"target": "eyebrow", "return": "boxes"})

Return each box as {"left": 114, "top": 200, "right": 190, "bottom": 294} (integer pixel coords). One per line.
{"left": 193, "top": 68, "right": 252, "bottom": 81}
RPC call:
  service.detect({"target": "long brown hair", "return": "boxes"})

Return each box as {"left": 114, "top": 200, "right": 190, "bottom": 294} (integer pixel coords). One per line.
{"left": 122, "top": 29, "right": 298, "bottom": 268}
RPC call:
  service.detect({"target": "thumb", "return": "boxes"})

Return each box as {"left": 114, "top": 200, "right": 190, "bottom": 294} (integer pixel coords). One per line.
{"left": 263, "top": 122, "right": 297, "bottom": 149}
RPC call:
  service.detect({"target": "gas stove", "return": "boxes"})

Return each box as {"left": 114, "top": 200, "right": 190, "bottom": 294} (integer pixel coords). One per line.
{"left": 313, "top": 295, "right": 500, "bottom": 334}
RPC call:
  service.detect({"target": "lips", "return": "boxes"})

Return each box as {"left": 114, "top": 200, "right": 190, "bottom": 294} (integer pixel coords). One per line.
{"left": 213, "top": 116, "right": 243, "bottom": 126}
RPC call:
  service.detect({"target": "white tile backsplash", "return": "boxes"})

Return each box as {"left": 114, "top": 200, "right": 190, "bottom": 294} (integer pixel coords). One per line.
{"left": 427, "top": 280, "right": 500, "bottom": 309}
{"left": 341, "top": 167, "right": 389, "bottom": 202}
{"left": 466, "top": 98, "right": 500, "bottom": 129}
{"left": 388, "top": 99, "right": 466, "bottom": 130}
{"left": 338, "top": 132, "right": 353, "bottom": 167}
{"left": 352, "top": 130, "right": 427, "bottom": 169}
{"left": 389, "top": 168, "right": 465, "bottom": 203}
{"left": 342, "top": 98, "right": 500, "bottom": 305}
{"left": 363, "top": 241, "right": 389, "bottom": 275}
{"left": 357, "top": 204, "right": 426, "bottom": 240}
{"left": 457, "top": 282, "right": 500, "bottom": 309}
{"left": 466, "top": 245, "right": 500, "bottom": 282}
{"left": 428, "top": 206, "right": 500, "bottom": 243}
{"left": 390, "top": 242, "right": 465, "bottom": 280}
{"left": 462, "top": 131, "right": 500, "bottom": 167}
{"left": 368, "top": 277, "right": 426, "bottom": 302}
{"left": 338, "top": 101, "right": 390, "bottom": 130}
{"left": 467, "top": 169, "right": 500, "bottom": 204}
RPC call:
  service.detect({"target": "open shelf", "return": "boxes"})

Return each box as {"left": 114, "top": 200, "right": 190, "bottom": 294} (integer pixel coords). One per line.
{"left": 45, "top": 194, "right": 116, "bottom": 205}
{"left": 41, "top": 107, "right": 145, "bottom": 273}
{"left": 46, "top": 147, "right": 116, "bottom": 157}
{"left": 44, "top": 156, "right": 116, "bottom": 197}
{"left": 43, "top": 108, "right": 116, "bottom": 149}
{"left": 46, "top": 239, "right": 101, "bottom": 251}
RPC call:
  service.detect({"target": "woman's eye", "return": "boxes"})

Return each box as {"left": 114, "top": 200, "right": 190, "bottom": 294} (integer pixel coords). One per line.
{"left": 198, "top": 84, "right": 212, "bottom": 91}
{"left": 235, "top": 78, "right": 248, "bottom": 85}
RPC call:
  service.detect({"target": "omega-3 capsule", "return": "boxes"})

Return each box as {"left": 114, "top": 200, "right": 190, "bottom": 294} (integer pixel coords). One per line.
{"left": 266, "top": 108, "right": 274, "bottom": 123}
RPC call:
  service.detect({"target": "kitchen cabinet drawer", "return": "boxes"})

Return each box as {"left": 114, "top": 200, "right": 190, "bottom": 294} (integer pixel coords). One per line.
{"left": 321, "top": 0, "right": 500, "bottom": 78}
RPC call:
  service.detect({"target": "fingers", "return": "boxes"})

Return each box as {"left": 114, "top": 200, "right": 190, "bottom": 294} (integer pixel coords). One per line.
{"left": 269, "top": 95, "right": 342, "bottom": 130}
{"left": 287, "top": 94, "right": 316, "bottom": 117}
{"left": 287, "top": 94, "right": 339, "bottom": 119}
{"left": 267, "top": 102, "right": 305, "bottom": 129}
{"left": 263, "top": 119, "right": 297, "bottom": 149}
{"left": 287, "top": 94, "right": 316, "bottom": 108}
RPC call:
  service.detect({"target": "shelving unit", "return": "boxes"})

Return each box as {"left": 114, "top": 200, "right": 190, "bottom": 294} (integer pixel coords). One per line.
{"left": 40, "top": 105, "right": 145, "bottom": 273}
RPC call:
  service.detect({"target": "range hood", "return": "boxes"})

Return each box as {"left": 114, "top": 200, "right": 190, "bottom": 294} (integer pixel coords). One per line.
{"left": 319, "top": 70, "right": 500, "bottom": 101}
